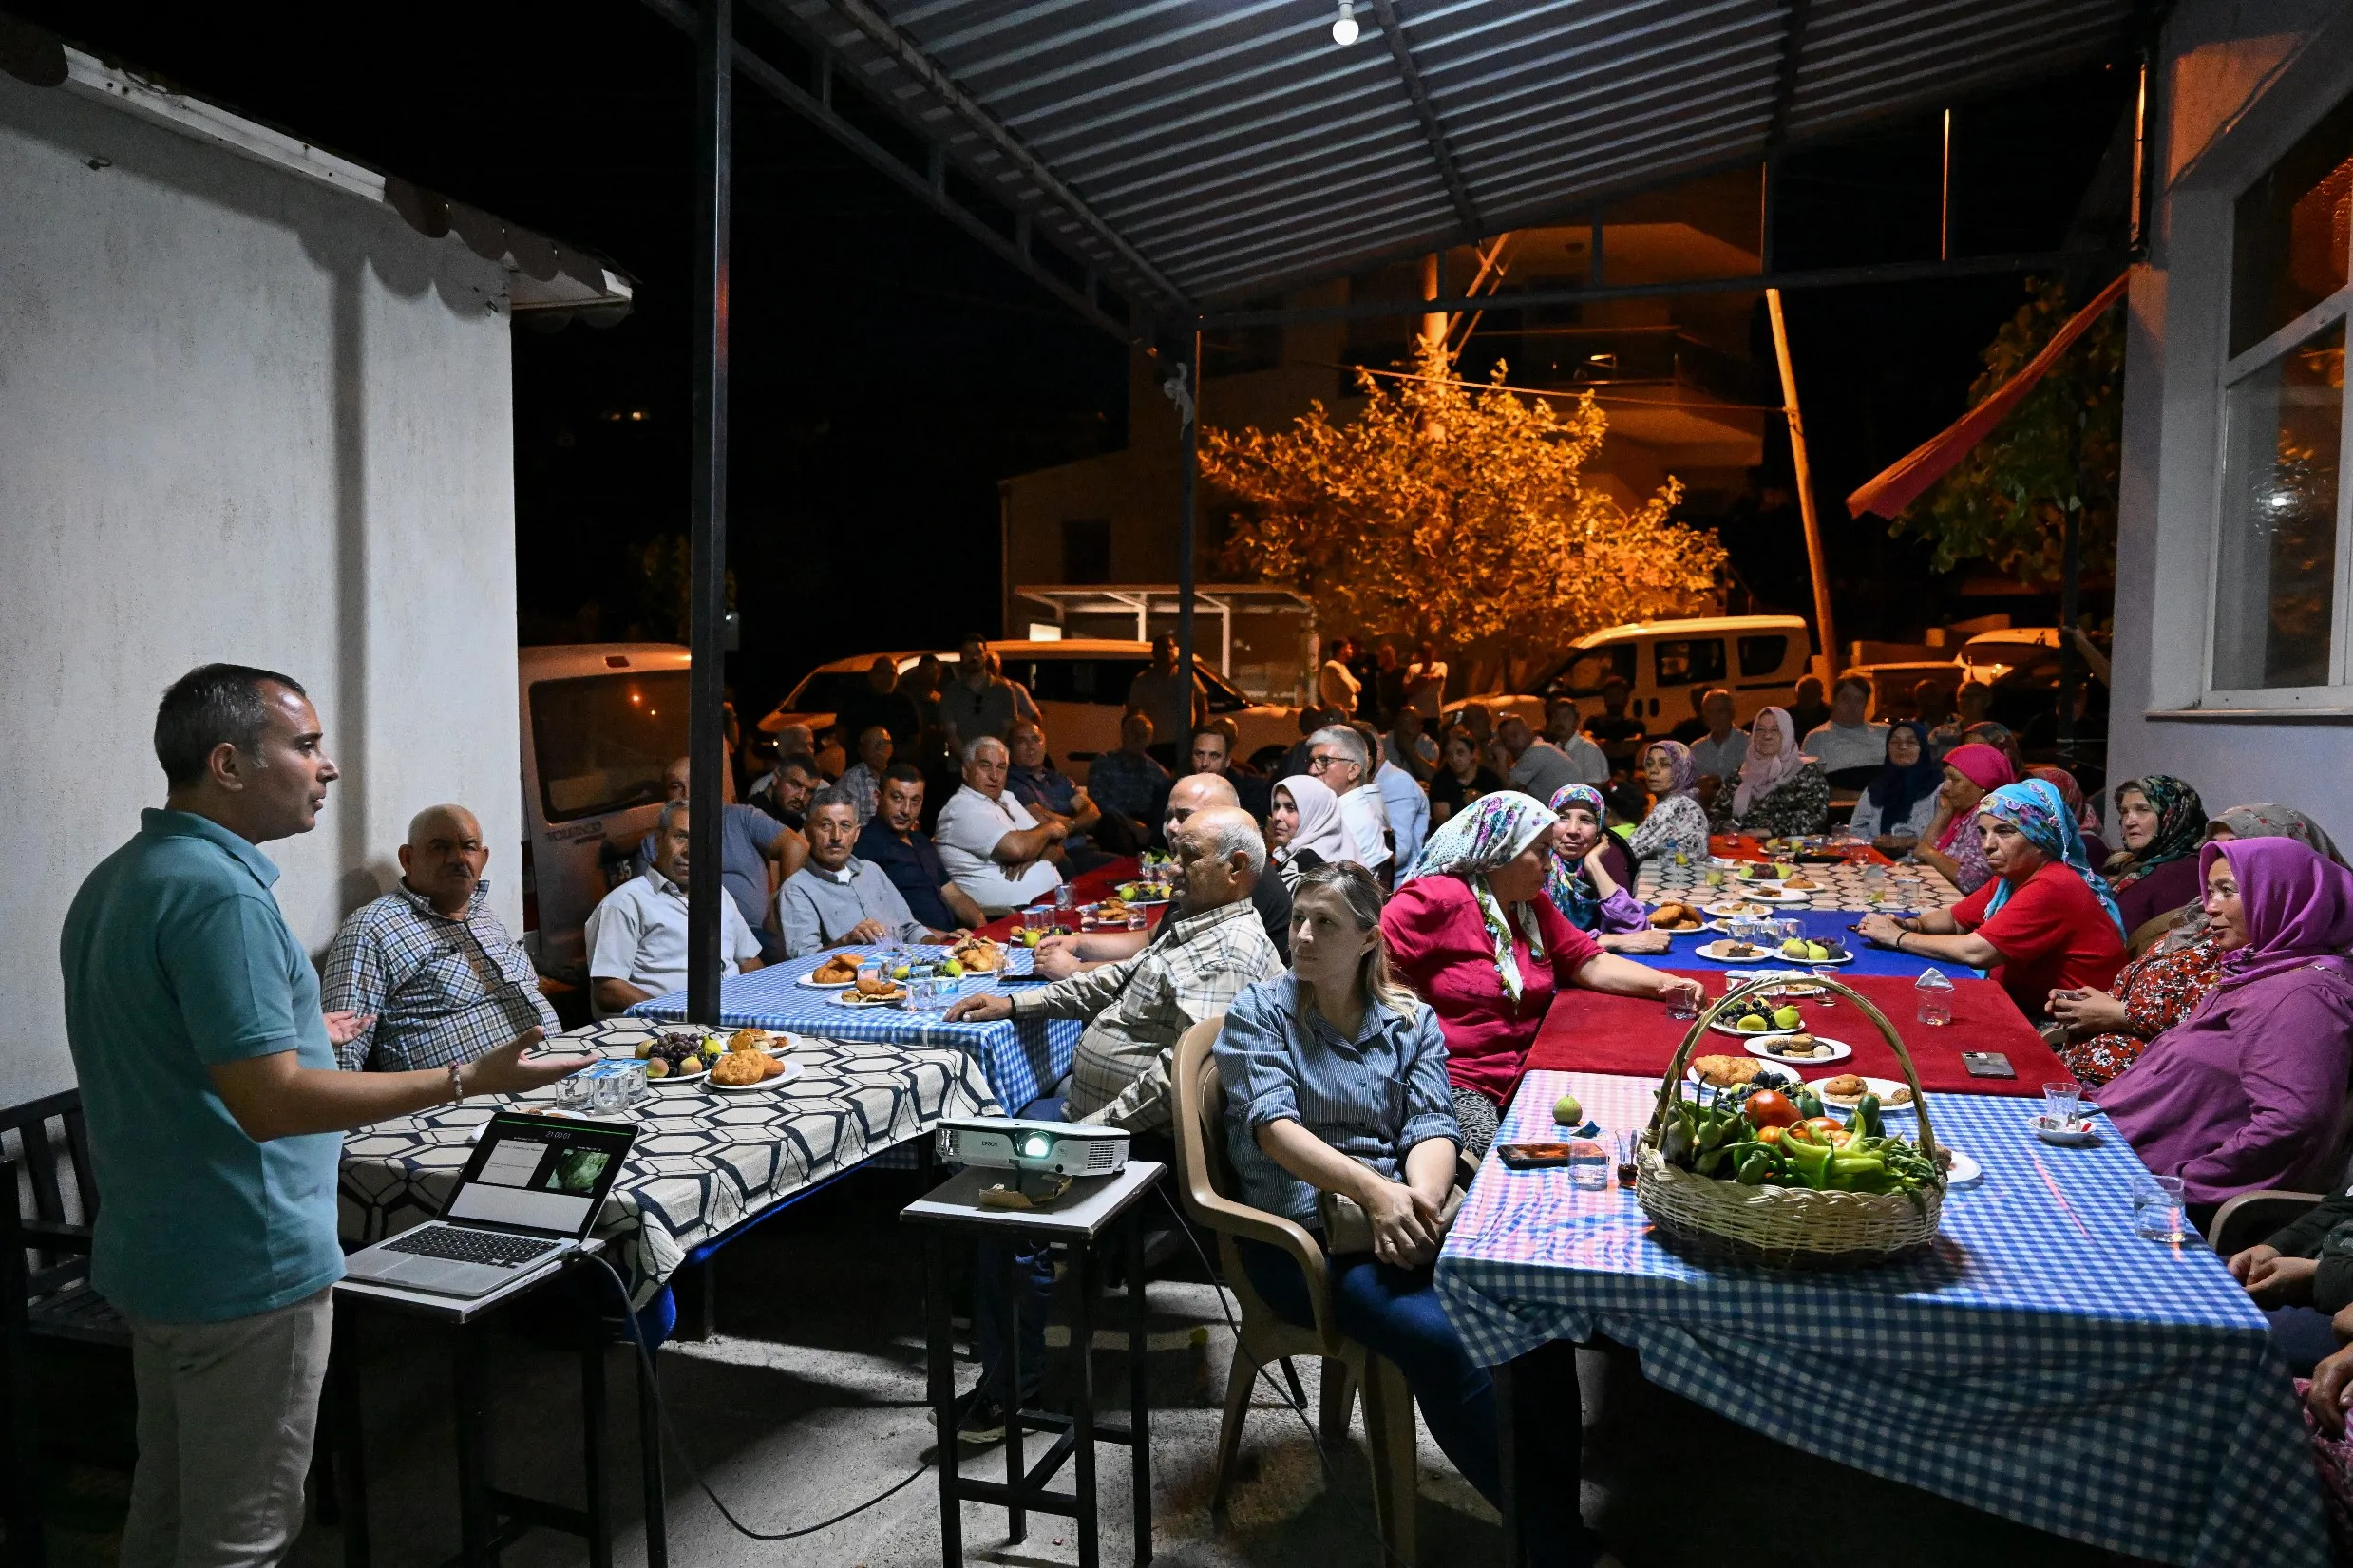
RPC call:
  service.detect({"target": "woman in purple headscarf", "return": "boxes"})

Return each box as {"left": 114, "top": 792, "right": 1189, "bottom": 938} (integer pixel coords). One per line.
{"left": 2095, "top": 838, "right": 2353, "bottom": 1209}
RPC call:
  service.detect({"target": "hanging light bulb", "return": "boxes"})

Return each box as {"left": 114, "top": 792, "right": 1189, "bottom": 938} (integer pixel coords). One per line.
{"left": 1331, "top": 0, "right": 1359, "bottom": 46}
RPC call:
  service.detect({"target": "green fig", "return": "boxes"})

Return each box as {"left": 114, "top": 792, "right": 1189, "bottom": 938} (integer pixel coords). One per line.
{"left": 1553, "top": 1094, "right": 1584, "bottom": 1126}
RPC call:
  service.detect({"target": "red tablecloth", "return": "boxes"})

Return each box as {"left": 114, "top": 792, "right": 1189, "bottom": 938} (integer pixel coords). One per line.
{"left": 1523, "top": 970, "right": 2068, "bottom": 1097}
{"left": 971, "top": 857, "right": 1152, "bottom": 941}
{"left": 1709, "top": 833, "right": 1894, "bottom": 868}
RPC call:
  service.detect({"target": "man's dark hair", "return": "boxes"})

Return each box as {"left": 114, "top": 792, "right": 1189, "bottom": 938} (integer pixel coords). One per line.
{"left": 154, "top": 663, "right": 307, "bottom": 787}
{"left": 1834, "top": 674, "right": 1873, "bottom": 701}
{"left": 778, "top": 752, "right": 824, "bottom": 778}
{"left": 882, "top": 763, "right": 926, "bottom": 786}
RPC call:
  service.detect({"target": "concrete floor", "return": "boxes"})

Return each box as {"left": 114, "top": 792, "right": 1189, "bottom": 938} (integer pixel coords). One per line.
{"left": 34, "top": 1167, "right": 2120, "bottom": 1568}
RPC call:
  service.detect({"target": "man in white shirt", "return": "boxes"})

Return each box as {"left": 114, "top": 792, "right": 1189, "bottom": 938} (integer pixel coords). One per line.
{"left": 585, "top": 802, "right": 764, "bottom": 1017}
{"left": 1685, "top": 688, "right": 1749, "bottom": 785}
{"left": 776, "top": 790, "right": 940, "bottom": 955}
{"left": 1317, "top": 636, "right": 1362, "bottom": 716}
{"left": 1800, "top": 675, "right": 1889, "bottom": 787}
{"left": 933, "top": 736, "right": 1066, "bottom": 914}
{"left": 1542, "top": 700, "right": 1611, "bottom": 784}
{"left": 1306, "top": 724, "right": 1390, "bottom": 876}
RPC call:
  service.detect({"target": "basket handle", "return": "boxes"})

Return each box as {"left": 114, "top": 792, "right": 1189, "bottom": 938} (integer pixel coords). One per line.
{"left": 1645, "top": 974, "right": 1938, "bottom": 1162}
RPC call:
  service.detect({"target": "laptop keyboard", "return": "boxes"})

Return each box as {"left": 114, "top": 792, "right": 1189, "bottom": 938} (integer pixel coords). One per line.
{"left": 383, "top": 1227, "right": 560, "bottom": 1270}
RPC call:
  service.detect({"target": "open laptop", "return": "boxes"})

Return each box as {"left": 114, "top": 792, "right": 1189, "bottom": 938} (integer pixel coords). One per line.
{"left": 344, "top": 1111, "right": 636, "bottom": 1299}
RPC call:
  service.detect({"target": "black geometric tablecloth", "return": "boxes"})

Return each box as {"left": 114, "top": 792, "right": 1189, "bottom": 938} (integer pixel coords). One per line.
{"left": 336, "top": 1021, "right": 1000, "bottom": 1303}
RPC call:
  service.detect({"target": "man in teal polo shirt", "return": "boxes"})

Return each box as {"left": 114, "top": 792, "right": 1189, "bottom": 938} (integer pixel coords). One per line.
{"left": 62, "top": 665, "right": 588, "bottom": 1568}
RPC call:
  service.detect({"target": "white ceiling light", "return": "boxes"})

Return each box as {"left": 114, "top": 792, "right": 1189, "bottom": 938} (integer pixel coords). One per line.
{"left": 1331, "top": 0, "right": 1359, "bottom": 46}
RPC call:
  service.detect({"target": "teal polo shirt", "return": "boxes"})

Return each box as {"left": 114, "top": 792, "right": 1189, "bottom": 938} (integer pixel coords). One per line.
{"left": 60, "top": 809, "right": 345, "bottom": 1322}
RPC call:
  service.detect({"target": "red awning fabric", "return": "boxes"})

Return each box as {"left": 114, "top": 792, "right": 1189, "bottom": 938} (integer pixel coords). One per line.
{"left": 1846, "top": 270, "right": 2133, "bottom": 520}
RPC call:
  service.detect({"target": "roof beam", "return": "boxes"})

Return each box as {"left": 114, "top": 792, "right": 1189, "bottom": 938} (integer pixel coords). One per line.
{"left": 1764, "top": 0, "right": 1812, "bottom": 152}
{"left": 1198, "top": 245, "right": 2131, "bottom": 327}
{"left": 1365, "top": 0, "right": 1485, "bottom": 241}
{"left": 808, "top": 0, "right": 1195, "bottom": 313}
{"left": 638, "top": 0, "right": 1134, "bottom": 342}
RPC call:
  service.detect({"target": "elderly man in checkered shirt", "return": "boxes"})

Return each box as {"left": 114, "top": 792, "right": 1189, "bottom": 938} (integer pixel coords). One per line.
{"left": 323, "top": 804, "right": 559, "bottom": 1072}
{"left": 946, "top": 803, "right": 1282, "bottom": 1133}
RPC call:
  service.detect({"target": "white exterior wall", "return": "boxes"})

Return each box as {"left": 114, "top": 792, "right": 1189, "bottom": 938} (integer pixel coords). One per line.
{"left": 0, "top": 71, "right": 523, "bottom": 1106}
{"left": 2107, "top": 0, "right": 2353, "bottom": 839}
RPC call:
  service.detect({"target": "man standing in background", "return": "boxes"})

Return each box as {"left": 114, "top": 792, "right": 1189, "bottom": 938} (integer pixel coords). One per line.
{"left": 62, "top": 665, "right": 583, "bottom": 1568}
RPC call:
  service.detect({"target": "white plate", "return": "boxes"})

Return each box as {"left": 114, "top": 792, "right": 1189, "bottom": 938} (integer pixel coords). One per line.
{"left": 1700, "top": 901, "right": 1783, "bottom": 919}
{"left": 1746, "top": 1034, "right": 1854, "bottom": 1065}
{"left": 1741, "top": 886, "right": 1815, "bottom": 904}
{"left": 1695, "top": 939, "right": 1779, "bottom": 964}
{"left": 1705, "top": 855, "right": 1747, "bottom": 869}
{"left": 1940, "top": 1147, "right": 1983, "bottom": 1188}
{"left": 1808, "top": 1075, "right": 1918, "bottom": 1111}
{"left": 797, "top": 970, "right": 862, "bottom": 990}
{"left": 1684, "top": 1059, "right": 1801, "bottom": 1090}
{"left": 1706, "top": 1011, "right": 1803, "bottom": 1038}
{"left": 829, "top": 989, "right": 907, "bottom": 1009}
{"left": 705, "top": 1056, "right": 803, "bottom": 1093}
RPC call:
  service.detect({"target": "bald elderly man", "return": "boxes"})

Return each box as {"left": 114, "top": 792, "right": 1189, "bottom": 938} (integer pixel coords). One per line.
{"left": 324, "top": 804, "right": 559, "bottom": 1072}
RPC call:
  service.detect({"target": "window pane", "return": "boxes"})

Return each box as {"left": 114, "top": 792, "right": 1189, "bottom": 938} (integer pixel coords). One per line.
{"left": 1737, "top": 634, "right": 1789, "bottom": 677}
{"left": 2230, "top": 90, "right": 2353, "bottom": 357}
{"left": 2213, "top": 320, "right": 2344, "bottom": 690}
{"left": 530, "top": 672, "right": 691, "bottom": 822}
{"left": 1653, "top": 637, "right": 1726, "bottom": 686}
{"left": 1539, "top": 644, "right": 1635, "bottom": 698}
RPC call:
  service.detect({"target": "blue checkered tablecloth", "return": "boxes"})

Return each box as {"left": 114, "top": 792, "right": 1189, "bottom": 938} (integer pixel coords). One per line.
{"left": 627, "top": 945, "right": 1075, "bottom": 1113}
{"left": 1437, "top": 1070, "right": 2328, "bottom": 1567}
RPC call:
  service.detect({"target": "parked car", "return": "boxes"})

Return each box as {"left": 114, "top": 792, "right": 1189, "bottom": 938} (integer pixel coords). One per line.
{"left": 518, "top": 642, "right": 690, "bottom": 976}
{"left": 1840, "top": 659, "right": 1965, "bottom": 722}
{"left": 1445, "top": 614, "right": 1814, "bottom": 732}
{"left": 759, "top": 639, "right": 1300, "bottom": 779}
{"left": 1956, "top": 627, "right": 2063, "bottom": 683}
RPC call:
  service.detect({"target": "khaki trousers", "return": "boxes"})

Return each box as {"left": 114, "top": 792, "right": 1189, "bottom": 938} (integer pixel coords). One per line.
{"left": 119, "top": 1288, "right": 334, "bottom": 1568}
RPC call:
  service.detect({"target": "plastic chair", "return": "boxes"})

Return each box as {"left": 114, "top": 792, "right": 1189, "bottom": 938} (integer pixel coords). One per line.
{"left": 2209, "top": 1189, "right": 2325, "bottom": 1257}
{"left": 1168, "top": 1018, "right": 1418, "bottom": 1564}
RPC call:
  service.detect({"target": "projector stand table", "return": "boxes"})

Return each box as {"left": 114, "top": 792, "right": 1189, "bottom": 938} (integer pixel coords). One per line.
{"left": 902, "top": 1161, "right": 1166, "bottom": 1568}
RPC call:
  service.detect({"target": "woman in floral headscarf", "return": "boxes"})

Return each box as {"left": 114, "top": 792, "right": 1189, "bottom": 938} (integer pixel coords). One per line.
{"left": 1382, "top": 792, "right": 1700, "bottom": 1155}
{"left": 1626, "top": 739, "right": 1713, "bottom": 863}
{"left": 2027, "top": 765, "right": 2110, "bottom": 864}
{"left": 2099, "top": 775, "right": 2208, "bottom": 936}
{"left": 1711, "top": 707, "right": 1829, "bottom": 837}
{"left": 1858, "top": 777, "right": 2126, "bottom": 1017}
{"left": 1543, "top": 784, "right": 1671, "bottom": 954}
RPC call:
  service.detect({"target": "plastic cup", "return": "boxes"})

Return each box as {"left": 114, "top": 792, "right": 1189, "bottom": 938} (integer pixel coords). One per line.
{"left": 1022, "top": 907, "right": 1051, "bottom": 935}
{"left": 1666, "top": 984, "right": 1701, "bottom": 1021}
{"left": 1053, "top": 883, "right": 1074, "bottom": 911}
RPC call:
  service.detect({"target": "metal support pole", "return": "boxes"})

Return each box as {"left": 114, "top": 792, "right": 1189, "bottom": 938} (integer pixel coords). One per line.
{"left": 2129, "top": 54, "right": 2152, "bottom": 255}
{"left": 1940, "top": 107, "right": 1953, "bottom": 261}
{"left": 1177, "top": 331, "right": 1200, "bottom": 711}
{"left": 1766, "top": 289, "right": 1838, "bottom": 679}
{"left": 686, "top": 0, "right": 732, "bottom": 1025}
{"left": 2059, "top": 505, "right": 2081, "bottom": 766}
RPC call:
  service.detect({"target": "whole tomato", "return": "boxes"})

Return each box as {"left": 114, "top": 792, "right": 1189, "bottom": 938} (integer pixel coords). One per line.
{"left": 1744, "top": 1089, "right": 1800, "bottom": 1130}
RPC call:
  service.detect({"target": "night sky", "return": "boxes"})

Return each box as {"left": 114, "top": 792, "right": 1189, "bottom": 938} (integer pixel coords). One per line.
{"left": 13, "top": 2, "right": 2135, "bottom": 711}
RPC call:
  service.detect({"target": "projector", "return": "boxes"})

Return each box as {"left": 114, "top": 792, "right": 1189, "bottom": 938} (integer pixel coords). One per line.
{"left": 938, "top": 1118, "right": 1129, "bottom": 1179}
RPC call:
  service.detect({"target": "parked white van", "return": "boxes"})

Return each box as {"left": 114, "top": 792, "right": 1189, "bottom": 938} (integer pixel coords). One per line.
{"left": 518, "top": 643, "right": 691, "bottom": 975}
{"left": 1447, "top": 615, "right": 1812, "bottom": 732}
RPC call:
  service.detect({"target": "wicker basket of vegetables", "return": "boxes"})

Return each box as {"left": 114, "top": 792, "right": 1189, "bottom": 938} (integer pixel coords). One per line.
{"left": 1637, "top": 975, "right": 1945, "bottom": 1269}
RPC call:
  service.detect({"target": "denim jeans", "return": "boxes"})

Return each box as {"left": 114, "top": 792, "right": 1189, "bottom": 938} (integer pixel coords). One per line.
{"left": 1235, "top": 1236, "right": 1501, "bottom": 1503}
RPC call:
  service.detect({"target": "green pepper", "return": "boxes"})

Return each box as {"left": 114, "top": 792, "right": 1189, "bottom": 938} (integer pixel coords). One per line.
{"left": 1793, "top": 1086, "right": 1823, "bottom": 1120}
{"left": 1826, "top": 1150, "right": 1887, "bottom": 1192}
{"left": 1783, "top": 1136, "right": 1834, "bottom": 1190}
{"left": 1736, "top": 1150, "right": 1773, "bottom": 1185}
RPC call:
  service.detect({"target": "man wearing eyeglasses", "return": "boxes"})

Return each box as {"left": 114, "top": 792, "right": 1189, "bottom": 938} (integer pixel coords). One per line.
{"left": 1306, "top": 724, "right": 1391, "bottom": 879}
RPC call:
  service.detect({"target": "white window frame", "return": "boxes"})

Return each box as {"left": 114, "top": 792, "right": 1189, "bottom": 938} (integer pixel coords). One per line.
{"left": 2201, "top": 135, "right": 2353, "bottom": 709}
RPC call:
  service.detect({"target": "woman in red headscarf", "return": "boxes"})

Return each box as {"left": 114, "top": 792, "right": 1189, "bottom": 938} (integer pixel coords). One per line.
{"left": 1913, "top": 743, "right": 2015, "bottom": 896}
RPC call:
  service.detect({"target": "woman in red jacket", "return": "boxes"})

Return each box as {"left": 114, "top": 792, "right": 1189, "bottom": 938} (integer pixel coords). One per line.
{"left": 1381, "top": 790, "right": 1701, "bottom": 1155}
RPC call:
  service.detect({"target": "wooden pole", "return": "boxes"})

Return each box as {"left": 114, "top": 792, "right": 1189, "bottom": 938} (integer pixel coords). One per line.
{"left": 1766, "top": 288, "right": 1838, "bottom": 679}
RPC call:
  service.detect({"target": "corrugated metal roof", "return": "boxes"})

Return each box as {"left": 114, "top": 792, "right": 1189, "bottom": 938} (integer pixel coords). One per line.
{"left": 773, "top": 0, "right": 2136, "bottom": 313}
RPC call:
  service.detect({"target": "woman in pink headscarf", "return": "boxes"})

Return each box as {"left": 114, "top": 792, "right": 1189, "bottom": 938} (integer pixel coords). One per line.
{"left": 1709, "top": 707, "right": 1828, "bottom": 838}
{"left": 1916, "top": 742, "right": 2016, "bottom": 895}
{"left": 2096, "top": 838, "right": 2353, "bottom": 1209}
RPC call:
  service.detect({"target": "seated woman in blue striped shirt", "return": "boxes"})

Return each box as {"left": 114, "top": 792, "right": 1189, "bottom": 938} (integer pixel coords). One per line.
{"left": 1212, "top": 863, "right": 1531, "bottom": 1527}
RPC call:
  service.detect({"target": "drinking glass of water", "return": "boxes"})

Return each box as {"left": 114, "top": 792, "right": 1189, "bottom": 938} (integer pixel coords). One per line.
{"left": 2131, "top": 1174, "right": 2188, "bottom": 1242}
{"left": 1567, "top": 1140, "right": 1610, "bottom": 1191}
{"left": 1022, "top": 907, "right": 1051, "bottom": 935}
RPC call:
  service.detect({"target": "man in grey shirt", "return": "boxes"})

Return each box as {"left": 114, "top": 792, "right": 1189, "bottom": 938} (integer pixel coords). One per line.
{"left": 1685, "top": 688, "right": 1749, "bottom": 787}
{"left": 938, "top": 634, "right": 1021, "bottom": 753}
{"left": 777, "top": 790, "right": 942, "bottom": 955}
{"left": 1498, "top": 715, "right": 1579, "bottom": 800}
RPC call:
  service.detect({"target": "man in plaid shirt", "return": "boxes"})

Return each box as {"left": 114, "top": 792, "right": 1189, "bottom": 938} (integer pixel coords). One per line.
{"left": 947, "top": 803, "right": 1281, "bottom": 1132}
{"left": 323, "top": 805, "right": 558, "bottom": 1072}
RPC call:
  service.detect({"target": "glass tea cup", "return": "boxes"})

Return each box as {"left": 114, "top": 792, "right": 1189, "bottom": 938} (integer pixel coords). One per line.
{"left": 2131, "top": 1173, "right": 2188, "bottom": 1243}
{"left": 2042, "top": 1080, "right": 2084, "bottom": 1128}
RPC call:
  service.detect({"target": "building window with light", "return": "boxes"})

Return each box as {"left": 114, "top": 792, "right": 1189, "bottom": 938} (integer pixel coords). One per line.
{"left": 2210, "top": 89, "right": 2353, "bottom": 703}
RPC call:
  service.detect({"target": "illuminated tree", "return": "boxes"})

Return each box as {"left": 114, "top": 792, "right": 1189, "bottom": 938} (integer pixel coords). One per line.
{"left": 1893, "top": 276, "right": 2123, "bottom": 583}
{"left": 1202, "top": 337, "right": 1726, "bottom": 649}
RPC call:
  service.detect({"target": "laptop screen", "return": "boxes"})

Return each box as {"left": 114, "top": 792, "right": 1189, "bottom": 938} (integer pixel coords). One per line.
{"left": 441, "top": 1112, "right": 636, "bottom": 1237}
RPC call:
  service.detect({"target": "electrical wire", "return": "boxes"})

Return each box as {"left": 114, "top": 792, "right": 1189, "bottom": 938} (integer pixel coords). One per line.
{"left": 590, "top": 1255, "right": 931, "bottom": 1542}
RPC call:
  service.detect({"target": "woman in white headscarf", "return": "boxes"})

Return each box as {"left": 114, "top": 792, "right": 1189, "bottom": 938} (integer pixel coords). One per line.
{"left": 1712, "top": 706, "right": 1830, "bottom": 838}
{"left": 1268, "top": 774, "right": 1352, "bottom": 891}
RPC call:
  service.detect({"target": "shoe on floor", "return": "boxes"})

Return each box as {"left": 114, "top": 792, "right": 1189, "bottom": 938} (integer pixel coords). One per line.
{"left": 952, "top": 1387, "right": 1010, "bottom": 1445}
